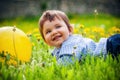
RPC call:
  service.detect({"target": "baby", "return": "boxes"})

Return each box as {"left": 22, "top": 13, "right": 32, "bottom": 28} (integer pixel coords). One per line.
{"left": 38, "top": 10, "right": 120, "bottom": 65}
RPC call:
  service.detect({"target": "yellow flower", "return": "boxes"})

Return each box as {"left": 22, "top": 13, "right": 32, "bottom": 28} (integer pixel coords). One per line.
{"left": 73, "top": 28, "right": 79, "bottom": 33}
{"left": 79, "top": 24, "right": 84, "bottom": 28}
{"left": 37, "top": 36, "right": 41, "bottom": 41}
{"left": 34, "top": 33, "right": 40, "bottom": 37}
{"left": 32, "top": 42, "right": 35, "bottom": 46}
{"left": 84, "top": 28, "right": 90, "bottom": 33}
{"left": 33, "top": 28, "right": 39, "bottom": 33}
{"left": 7, "top": 59, "right": 17, "bottom": 66}
{"left": 100, "top": 32, "right": 105, "bottom": 37}
{"left": 89, "top": 35, "right": 95, "bottom": 39}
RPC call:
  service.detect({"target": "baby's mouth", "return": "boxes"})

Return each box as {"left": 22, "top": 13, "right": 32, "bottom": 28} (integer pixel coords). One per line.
{"left": 52, "top": 35, "right": 62, "bottom": 41}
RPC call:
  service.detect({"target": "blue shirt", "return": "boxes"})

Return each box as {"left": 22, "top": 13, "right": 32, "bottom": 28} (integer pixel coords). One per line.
{"left": 52, "top": 34, "right": 107, "bottom": 65}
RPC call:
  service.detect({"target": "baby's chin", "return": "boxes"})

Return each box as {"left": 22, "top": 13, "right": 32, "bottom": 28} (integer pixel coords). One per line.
{"left": 54, "top": 42, "right": 63, "bottom": 48}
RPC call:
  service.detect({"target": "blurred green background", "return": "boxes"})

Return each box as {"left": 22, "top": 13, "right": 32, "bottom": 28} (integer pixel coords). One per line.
{"left": 0, "top": 0, "right": 120, "bottom": 33}
{"left": 0, "top": 13, "right": 119, "bottom": 33}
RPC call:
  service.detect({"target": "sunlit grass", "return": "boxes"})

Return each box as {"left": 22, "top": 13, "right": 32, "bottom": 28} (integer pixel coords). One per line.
{"left": 69, "top": 13, "right": 120, "bottom": 29}
{"left": 0, "top": 13, "right": 120, "bottom": 33}
{"left": 0, "top": 14, "right": 120, "bottom": 80}
{"left": 0, "top": 16, "right": 39, "bottom": 33}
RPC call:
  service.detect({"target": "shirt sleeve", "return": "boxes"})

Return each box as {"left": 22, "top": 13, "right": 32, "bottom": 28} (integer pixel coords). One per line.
{"left": 93, "top": 38, "right": 107, "bottom": 56}
{"left": 84, "top": 38, "right": 97, "bottom": 54}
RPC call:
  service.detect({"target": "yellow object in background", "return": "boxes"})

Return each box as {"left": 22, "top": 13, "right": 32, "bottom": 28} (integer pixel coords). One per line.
{"left": 0, "top": 26, "right": 32, "bottom": 64}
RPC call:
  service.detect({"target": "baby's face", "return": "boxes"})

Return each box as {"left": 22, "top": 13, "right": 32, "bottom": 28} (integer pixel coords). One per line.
{"left": 43, "top": 17, "right": 71, "bottom": 48}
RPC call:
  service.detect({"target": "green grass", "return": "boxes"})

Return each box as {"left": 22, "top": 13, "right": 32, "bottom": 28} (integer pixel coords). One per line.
{"left": 0, "top": 16, "right": 39, "bottom": 33}
{"left": 0, "top": 35, "right": 120, "bottom": 80}
{"left": 68, "top": 13, "right": 120, "bottom": 29}
{"left": 0, "top": 14, "right": 120, "bottom": 80}
{"left": 0, "top": 13, "right": 120, "bottom": 32}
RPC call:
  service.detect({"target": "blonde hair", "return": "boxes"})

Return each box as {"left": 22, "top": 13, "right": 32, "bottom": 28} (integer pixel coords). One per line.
{"left": 38, "top": 10, "right": 72, "bottom": 40}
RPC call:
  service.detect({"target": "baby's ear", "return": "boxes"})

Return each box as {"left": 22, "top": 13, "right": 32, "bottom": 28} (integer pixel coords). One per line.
{"left": 70, "top": 24, "right": 74, "bottom": 34}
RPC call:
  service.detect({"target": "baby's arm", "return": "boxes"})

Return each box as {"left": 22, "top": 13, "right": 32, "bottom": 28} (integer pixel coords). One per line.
{"left": 93, "top": 38, "right": 107, "bottom": 56}
{"left": 84, "top": 38, "right": 97, "bottom": 54}
{"left": 84, "top": 37, "right": 107, "bottom": 56}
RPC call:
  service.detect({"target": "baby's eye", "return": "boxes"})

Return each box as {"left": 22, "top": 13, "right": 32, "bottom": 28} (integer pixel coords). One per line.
{"left": 56, "top": 26, "right": 61, "bottom": 29}
{"left": 46, "top": 30, "right": 51, "bottom": 34}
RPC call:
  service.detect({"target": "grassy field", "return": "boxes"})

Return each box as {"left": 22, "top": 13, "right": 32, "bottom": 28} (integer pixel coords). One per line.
{"left": 0, "top": 13, "right": 120, "bottom": 80}
{"left": 0, "top": 13, "right": 120, "bottom": 33}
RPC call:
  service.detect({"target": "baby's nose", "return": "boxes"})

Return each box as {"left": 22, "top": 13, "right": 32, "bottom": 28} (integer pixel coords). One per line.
{"left": 52, "top": 29, "right": 58, "bottom": 35}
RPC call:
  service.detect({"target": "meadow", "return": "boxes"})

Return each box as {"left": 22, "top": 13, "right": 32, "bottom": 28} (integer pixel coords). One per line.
{"left": 0, "top": 13, "right": 120, "bottom": 80}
